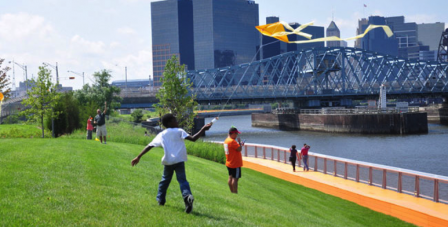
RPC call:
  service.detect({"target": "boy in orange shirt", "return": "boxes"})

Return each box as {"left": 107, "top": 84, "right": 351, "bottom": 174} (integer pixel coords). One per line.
{"left": 223, "top": 127, "right": 245, "bottom": 194}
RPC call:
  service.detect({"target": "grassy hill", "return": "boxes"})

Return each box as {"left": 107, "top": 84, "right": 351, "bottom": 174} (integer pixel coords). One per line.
{"left": 0, "top": 138, "right": 414, "bottom": 226}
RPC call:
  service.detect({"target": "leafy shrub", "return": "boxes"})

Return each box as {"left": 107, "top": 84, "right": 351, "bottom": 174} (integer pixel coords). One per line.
{"left": 3, "top": 114, "right": 19, "bottom": 124}
{"left": 131, "top": 109, "right": 144, "bottom": 122}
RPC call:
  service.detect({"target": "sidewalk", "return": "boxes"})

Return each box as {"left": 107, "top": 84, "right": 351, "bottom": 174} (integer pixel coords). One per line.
{"left": 243, "top": 157, "right": 448, "bottom": 227}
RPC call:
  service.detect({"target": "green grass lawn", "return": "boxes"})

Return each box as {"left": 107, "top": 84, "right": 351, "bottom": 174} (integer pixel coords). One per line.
{"left": 0, "top": 138, "right": 414, "bottom": 226}
{"left": 0, "top": 124, "right": 51, "bottom": 138}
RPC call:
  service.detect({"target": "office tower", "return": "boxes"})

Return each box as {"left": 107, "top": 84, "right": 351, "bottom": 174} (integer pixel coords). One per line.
{"left": 193, "top": 0, "right": 259, "bottom": 70}
{"left": 355, "top": 18, "right": 368, "bottom": 48}
{"left": 326, "top": 21, "right": 341, "bottom": 47}
{"left": 287, "top": 22, "right": 325, "bottom": 52}
{"left": 417, "top": 22, "right": 445, "bottom": 51}
{"left": 385, "top": 16, "right": 421, "bottom": 60}
{"left": 360, "top": 16, "right": 399, "bottom": 56}
{"left": 151, "top": 0, "right": 194, "bottom": 86}
{"left": 259, "top": 16, "right": 287, "bottom": 59}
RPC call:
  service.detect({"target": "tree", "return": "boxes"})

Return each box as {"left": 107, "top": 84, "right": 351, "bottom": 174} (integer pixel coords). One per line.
{"left": 0, "top": 58, "right": 11, "bottom": 100}
{"left": 131, "top": 109, "right": 143, "bottom": 122}
{"left": 74, "top": 69, "right": 121, "bottom": 115}
{"left": 156, "top": 55, "right": 197, "bottom": 132}
{"left": 45, "top": 91, "right": 81, "bottom": 137}
{"left": 21, "top": 66, "right": 60, "bottom": 138}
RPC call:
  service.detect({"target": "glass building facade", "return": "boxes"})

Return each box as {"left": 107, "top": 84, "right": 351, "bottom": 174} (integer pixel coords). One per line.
{"left": 361, "top": 16, "right": 399, "bottom": 56}
{"left": 193, "top": 0, "right": 259, "bottom": 70}
{"left": 151, "top": 0, "right": 194, "bottom": 86}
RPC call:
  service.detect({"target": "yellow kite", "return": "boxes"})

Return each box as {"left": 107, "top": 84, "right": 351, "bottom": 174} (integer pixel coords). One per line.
{"left": 256, "top": 21, "right": 393, "bottom": 44}
{"left": 0, "top": 92, "right": 3, "bottom": 119}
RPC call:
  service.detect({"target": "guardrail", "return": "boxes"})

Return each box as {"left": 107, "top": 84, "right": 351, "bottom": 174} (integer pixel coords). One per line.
{"left": 300, "top": 107, "right": 420, "bottom": 115}
{"left": 213, "top": 142, "right": 448, "bottom": 204}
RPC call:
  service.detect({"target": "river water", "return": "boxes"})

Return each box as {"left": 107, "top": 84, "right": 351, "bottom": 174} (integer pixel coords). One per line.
{"left": 204, "top": 115, "right": 448, "bottom": 177}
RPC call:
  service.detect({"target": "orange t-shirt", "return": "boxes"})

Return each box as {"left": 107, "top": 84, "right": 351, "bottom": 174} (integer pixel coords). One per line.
{"left": 224, "top": 137, "right": 243, "bottom": 168}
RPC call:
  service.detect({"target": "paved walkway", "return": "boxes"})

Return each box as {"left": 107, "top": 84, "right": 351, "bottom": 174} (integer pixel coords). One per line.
{"left": 243, "top": 157, "right": 448, "bottom": 227}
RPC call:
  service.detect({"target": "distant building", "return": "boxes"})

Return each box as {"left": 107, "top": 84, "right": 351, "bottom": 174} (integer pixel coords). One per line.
{"left": 193, "top": 0, "right": 259, "bottom": 70}
{"left": 385, "top": 16, "right": 422, "bottom": 60}
{"left": 417, "top": 22, "right": 445, "bottom": 51}
{"left": 151, "top": 0, "right": 195, "bottom": 87}
{"left": 260, "top": 18, "right": 324, "bottom": 59}
{"left": 152, "top": 0, "right": 259, "bottom": 87}
{"left": 259, "top": 16, "right": 287, "bottom": 59}
{"left": 360, "top": 16, "right": 399, "bottom": 56}
{"left": 287, "top": 22, "right": 325, "bottom": 52}
{"left": 355, "top": 18, "right": 368, "bottom": 48}
{"left": 326, "top": 21, "right": 341, "bottom": 47}
{"left": 419, "top": 50, "right": 437, "bottom": 61}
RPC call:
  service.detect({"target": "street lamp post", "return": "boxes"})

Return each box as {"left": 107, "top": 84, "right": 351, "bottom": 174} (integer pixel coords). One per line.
{"left": 9, "top": 61, "right": 27, "bottom": 93}
{"left": 43, "top": 62, "right": 59, "bottom": 89}
{"left": 43, "top": 62, "right": 60, "bottom": 138}
{"left": 67, "top": 70, "right": 84, "bottom": 86}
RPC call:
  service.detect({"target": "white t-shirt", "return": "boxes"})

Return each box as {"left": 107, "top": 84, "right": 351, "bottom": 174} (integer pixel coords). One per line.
{"left": 148, "top": 128, "right": 189, "bottom": 165}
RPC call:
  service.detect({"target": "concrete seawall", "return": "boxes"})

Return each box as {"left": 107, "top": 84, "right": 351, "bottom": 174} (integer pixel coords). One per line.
{"left": 252, "top": 112, "right": 428, "bottom": 134}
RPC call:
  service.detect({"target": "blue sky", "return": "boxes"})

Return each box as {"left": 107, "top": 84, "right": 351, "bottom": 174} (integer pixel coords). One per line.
{"left": 1, "top": 0, "right": 447, "bottom": 90}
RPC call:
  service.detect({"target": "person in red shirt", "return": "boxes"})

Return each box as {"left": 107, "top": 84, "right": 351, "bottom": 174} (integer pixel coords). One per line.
{"left": 224, "top": 127, "right": 245, "bottom": 194}
{"left": 86, "top": 116, "right": 93, "bottom": 140}
{"left": 300, "top": 144, "right": 310, "bottom": 171}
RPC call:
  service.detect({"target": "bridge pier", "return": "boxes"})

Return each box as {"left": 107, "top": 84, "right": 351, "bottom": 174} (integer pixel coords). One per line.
{"left": 419, "top": 98, "right": 448, "bottom": 125}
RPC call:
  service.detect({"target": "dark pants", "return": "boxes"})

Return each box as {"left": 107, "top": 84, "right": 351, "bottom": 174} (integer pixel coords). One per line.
{"left": 290, "top": 157, "right": 296, "bottom": 170}
{"left": 157, "top": 162, "right": 191, "bottom": 204}
{"left": 302, "top": 155, "right": 309, "bottom": 171}
{"left": 86, "top": 130, "right": 92, "bottom": 140}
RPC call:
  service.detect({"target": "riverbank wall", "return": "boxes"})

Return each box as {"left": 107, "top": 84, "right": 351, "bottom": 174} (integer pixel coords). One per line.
{"left": 252, "top": 112, "right": 428, "bottom": 134}
{"left": 420, "top": 104, "right": 448, "bottom": 125}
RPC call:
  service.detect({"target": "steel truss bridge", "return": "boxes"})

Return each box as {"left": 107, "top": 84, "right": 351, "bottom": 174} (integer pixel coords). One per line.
{"left": 187, "top": 47, "right": 448, "bottom": 105}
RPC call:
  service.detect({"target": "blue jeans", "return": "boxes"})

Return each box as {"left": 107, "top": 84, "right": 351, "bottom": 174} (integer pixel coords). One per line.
{"left": 302, "top": 155, "right": 309, "bottom": 171}
{"left": 157, "top": 162, "right": 191, "bottom": 203}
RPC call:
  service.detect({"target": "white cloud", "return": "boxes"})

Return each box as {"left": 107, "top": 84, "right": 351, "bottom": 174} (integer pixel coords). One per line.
{"left": 102, "top": 50, "right": 153, "bottom": 81}
{"left": 0, "top": 13, "right": 56, "bottom": 42}
{"left": 117, "top": 27, "right": 137, "bottom": 35}
{"left": 70, "top": 35, "right": 106, "bottom": 55}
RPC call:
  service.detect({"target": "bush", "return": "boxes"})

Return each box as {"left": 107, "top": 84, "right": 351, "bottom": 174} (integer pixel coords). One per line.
{"left": 131, "top": 109, "right": 144, "bottom": 123}
{"left": 3, "top": 114, "right": 19, "bottom": 124}
{"left": 46, "top": 92, "right": 82, "bottom": 137}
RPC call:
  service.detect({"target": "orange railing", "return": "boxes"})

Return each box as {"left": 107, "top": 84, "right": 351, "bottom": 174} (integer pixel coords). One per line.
{"left": 213, "top": 142, "right": 448, "bottom": 204}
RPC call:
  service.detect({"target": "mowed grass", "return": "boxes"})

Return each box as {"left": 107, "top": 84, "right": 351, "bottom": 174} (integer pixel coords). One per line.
{"left": 0, "top": 139, "right": 414, "bottom": 226}
{"left": 0, "top": 124, "right": 51, "bottom": 138}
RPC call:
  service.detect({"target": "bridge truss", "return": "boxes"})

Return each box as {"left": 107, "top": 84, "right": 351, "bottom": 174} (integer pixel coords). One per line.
{"left": 187, "top": 47, "right": 448, "bottom": 103}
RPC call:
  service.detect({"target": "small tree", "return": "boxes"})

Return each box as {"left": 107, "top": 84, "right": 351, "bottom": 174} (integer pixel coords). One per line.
{"left": 74, "top": 70, "right": 121, "bottom": 115}
{"left": 131, "top": 109, "right": 143, "bottom": 122}
{"left": 21, "top": 66, "right": 60, "bottom": 138}
{"left": 0, "top": 58, "right": 11, "bottom": 100}
{"left": 156, "top": 55, "right": 197, "bottom": 132}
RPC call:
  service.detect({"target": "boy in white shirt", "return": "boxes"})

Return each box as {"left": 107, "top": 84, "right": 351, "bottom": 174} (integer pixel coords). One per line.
{"left": 131, "top": 114, "right": 212, "bottom": 214}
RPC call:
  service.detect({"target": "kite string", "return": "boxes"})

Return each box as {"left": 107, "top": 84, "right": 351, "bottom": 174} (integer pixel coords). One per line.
{"left": 215, "top": 40, "right": 281, "bottom": 118}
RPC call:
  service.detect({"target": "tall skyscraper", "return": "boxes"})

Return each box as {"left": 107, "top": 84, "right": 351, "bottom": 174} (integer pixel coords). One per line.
{"left": 360, "top": 16, "right": 399, "bottom": 56}
{"left": 355, "top": 18, "right": 368, "bottom": 48}
{"left": 193, "top": 0, "right": 259, "bottom": 70}
{"left": 151, "top": 0, "right": 194, "bottom": 86}
{"left": 326, "top": 21, "right": 341, "bottom": 47}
